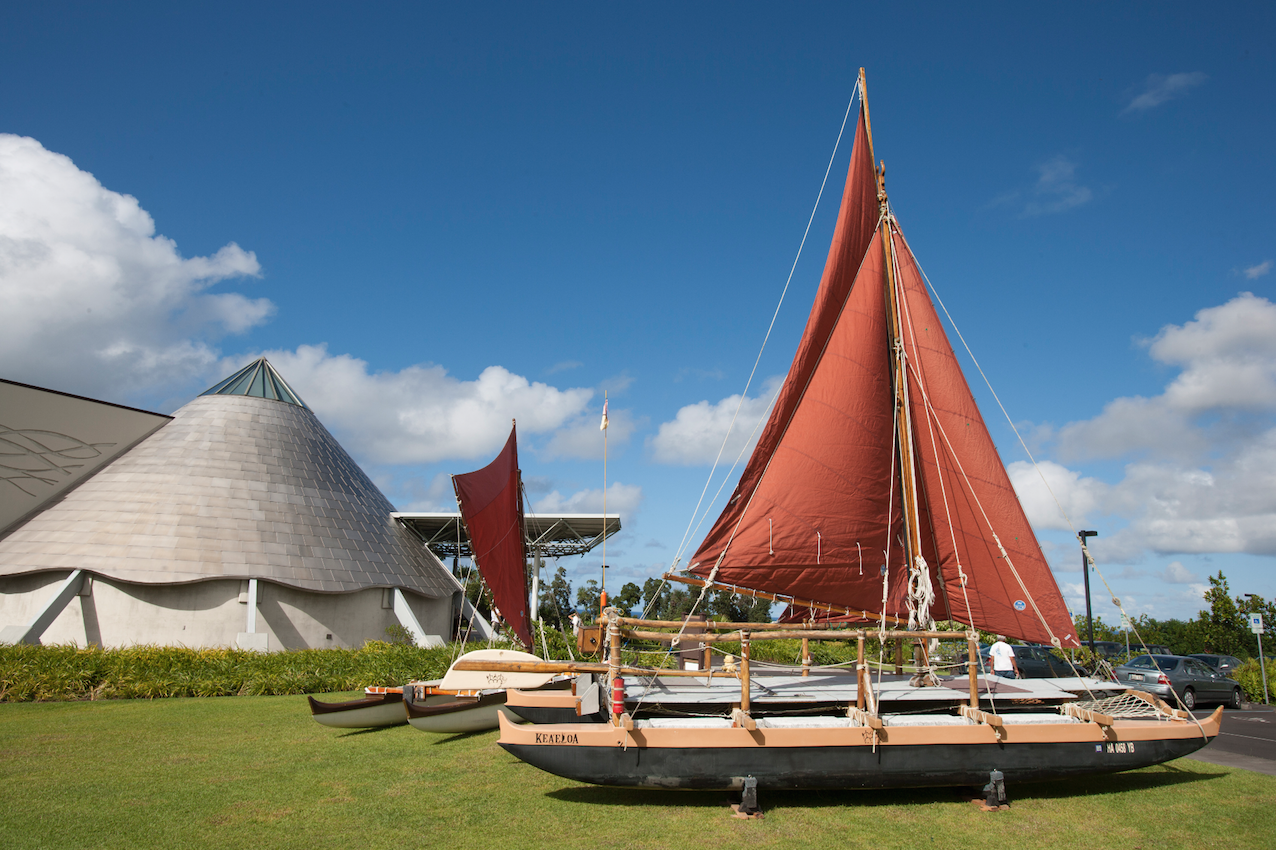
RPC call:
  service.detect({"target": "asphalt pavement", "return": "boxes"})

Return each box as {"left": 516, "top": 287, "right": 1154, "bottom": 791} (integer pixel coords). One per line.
{"left": 1184, "top": 704, "right": 1276, "bottom": 776}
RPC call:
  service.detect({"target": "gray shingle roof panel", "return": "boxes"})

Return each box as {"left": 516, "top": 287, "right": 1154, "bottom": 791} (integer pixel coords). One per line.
{"left": 0, "top": 393, "right": 460, "bottom": 597}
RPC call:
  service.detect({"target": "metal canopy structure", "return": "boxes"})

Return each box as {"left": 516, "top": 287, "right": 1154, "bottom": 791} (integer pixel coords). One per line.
{"left": 392, "top": 512, "right": 620, "bottom": 560}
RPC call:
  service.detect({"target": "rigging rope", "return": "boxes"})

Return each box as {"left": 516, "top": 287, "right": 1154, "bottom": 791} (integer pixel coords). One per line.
{"left": 892, "top": 230, "right": 1103, "bottom": 698}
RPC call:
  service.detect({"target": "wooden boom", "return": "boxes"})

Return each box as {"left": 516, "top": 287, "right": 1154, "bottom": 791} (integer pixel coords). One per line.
{"left": 663, "top": 572, "right": 908, "bottom": 626}
{"left": 450, "top": 659, "right": 739, "bottom": 679}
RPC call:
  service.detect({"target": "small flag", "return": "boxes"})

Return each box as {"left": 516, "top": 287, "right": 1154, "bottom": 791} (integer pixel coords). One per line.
{"left": 599, "top": 398, "right": 609, "bottom": 431}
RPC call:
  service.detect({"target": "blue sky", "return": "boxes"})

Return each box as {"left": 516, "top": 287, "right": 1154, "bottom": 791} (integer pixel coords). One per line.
{"left": 2, "top": 3, "right": 1273, "bottom": 623}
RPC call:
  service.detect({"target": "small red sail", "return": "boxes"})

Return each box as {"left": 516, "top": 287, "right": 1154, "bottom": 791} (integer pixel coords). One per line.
{"left": 453, "top": 425, "right": 532, "bottom": 649}
{"left": 893, "top": 232, "right": 1079, "bottom": 647}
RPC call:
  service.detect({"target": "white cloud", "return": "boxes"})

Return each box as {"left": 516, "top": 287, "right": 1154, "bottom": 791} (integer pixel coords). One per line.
{"left": 1243, "top": 260, "right": 1272, "bottom": 280}
{"left": 545, "top": 360, "right": 582, "bottom": 375}
{"left": 1023, "top": 156, "right": 1092, "bottom": 216}
{"left": 1161, "top": 561, "right": 1198, "bottom": 584}
{"left": 1007, "top": 460, "right": 1106, "bottom": 530}
{"left": 1123, "top": 72, "right": 1207, "bottom": 113}
{"left": 989, "top": 156, "right": 1093, "bottom": 217}
{"left": 532, "top": 482, "right": 643, "bottom": 517}
{"left": 649, "top": 377, "right": 780, "bottom": 465}
{"left": 1060, "top": 293, "right": 1276, "bottom": 459}
{"left": 1051, "top": 293, "right": 1276, "bottom": 558}
{"left": 0, "top": 134, "right": 266, "bottom": 399}
{"left": 541, "top": 407, "right": 640, "bottom": 460}
{"left": 253, "top": 344, "right": 593, "bottom": 465}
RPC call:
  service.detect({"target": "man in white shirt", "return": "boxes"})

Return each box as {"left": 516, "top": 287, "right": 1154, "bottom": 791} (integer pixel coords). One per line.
{"left": 988, "top": 635, "right": 1020, "bottom": 679}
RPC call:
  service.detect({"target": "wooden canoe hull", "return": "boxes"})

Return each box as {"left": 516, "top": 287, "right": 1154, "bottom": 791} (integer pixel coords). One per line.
{"left": 497, "top": 707, "right": 1222, "bottom": 790}
{"left": 405, "top": 689, "right": 518, "bottom": 734}
{"left": 307, "top": 692, "right": 406, "bottom": 728}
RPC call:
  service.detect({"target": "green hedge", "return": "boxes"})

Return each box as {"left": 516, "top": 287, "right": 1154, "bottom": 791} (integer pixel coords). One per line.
{"left": 0, "top": 641, "right": 475, "bottom": 702}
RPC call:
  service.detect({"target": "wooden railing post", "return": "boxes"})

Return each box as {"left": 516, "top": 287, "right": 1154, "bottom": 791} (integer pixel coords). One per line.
{"left": 967, "top": 632, "right": 979, "bottom": 709}
{"left": 608, "top": 608, "right": 622, "bottom": 725}
{"left": 740, "top": 629, "right": 751, "bottom": 715}
{"left": 856, "top": 635, "right": 867, "bottom": 710}
{"left": 801, "top": 637, "right": 811, "bottom": 677}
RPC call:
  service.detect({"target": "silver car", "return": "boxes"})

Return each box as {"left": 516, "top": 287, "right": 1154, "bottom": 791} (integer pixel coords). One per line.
{"left": 1113, "top": 654, "right": 1243, "bottom": 710}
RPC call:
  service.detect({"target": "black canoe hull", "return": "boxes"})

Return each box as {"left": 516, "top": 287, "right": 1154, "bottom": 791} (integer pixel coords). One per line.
{"left": 500, "top": 734, "right": 1213, "bottom": 790}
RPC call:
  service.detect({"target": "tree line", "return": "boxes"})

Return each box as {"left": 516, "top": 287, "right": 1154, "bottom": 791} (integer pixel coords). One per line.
{"left": 1076, "top": 571, "right": 1274, "bottom": 658}
{"left": 535, "top": 566, "right": 771, "bottom": 629}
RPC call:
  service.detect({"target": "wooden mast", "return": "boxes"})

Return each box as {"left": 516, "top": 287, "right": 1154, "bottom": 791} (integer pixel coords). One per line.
{"left": 860, "top": 68, "right": 924, "bottom": 575}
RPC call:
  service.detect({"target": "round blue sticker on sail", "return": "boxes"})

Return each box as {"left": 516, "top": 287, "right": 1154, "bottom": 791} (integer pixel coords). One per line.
{"left": 1013, "top": 600, "right": 1026, "bottom": 611}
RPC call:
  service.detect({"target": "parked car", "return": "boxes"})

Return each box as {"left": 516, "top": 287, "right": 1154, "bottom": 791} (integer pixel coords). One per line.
{"left": 964, "top": 644, "right": 1082, "bottom": 678}
{"left": 1113, "top": 654, "right": 1243, "bottom": 710}
{"left": 1189, "top": 654, "right": 1243, "bottom": 677}
{"left": 1087, "top": 640, "right": 1125, "bottom": 659}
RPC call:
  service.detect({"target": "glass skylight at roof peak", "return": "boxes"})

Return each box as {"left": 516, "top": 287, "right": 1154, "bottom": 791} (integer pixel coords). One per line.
{"left": 200, "top": 358, "right": 309, "bottom": 409}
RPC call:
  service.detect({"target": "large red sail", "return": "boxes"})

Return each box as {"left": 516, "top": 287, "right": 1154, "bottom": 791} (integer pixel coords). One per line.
{"left": 687, "top": 83, "right": 1078, "bottom": 646}
{"left": 688, "top": 225, "right": 911, "bottom": 613}
{"left": 453, "top": 425, "right": 532, "bottom": 648}
{"left": 893, "top": 231, "right": 1079, "bottom": 647}
{"left": 688, "top": 102, "right": 885, "bottom": 601}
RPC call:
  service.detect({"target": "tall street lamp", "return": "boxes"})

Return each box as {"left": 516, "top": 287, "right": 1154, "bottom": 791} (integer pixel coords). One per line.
{"left": 1244, "top": 593, "right": 1269, "bottom": 705}
{"left": 1078, "top": 530, "right": 1099, "bottom": 655}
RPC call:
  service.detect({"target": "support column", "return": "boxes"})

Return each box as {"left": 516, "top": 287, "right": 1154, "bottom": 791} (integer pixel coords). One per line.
{"left": 0, "top": 570, "right": 85, "bottom": 646}
{"left": 392, "top": 588, "right": 444, "bottom": 648}
{"left": 531, "top": 550, "right": 542, "bottom": 622}
{"left": 459, "top": 595, "right": 497, "bottom": 641}
{"left": 236, "top": 579, "right": 268, "bottom": 651}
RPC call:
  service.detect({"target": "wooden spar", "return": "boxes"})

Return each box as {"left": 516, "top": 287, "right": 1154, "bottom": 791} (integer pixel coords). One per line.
{"left": 801, "top": 637, "right": 811, "bottom": 677}
{"left": 615, "top": 627, "right": 967, "bottom": 643}
{"left": 740, "top": 630, "right": 751, "bottom": 715}
{"left": 858, "top": 68, "right": 876, "bottom": 175}
{"left": 662, "top": 573, "right": 908, "bottom": 626}
{"left": 870, "top": 74, "right": 923, "bottom": 573}
{"left": 450, "top": 658, "right": 738, "bottom": 679}
{"left": 612, "top": 615, "right": 819, "bottom": 631}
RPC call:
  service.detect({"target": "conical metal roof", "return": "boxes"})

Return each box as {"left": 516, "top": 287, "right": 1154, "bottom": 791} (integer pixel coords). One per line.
{"left": 201, "top": 357, "right": 308, "bottom": 408}
{"left": 0, "top": 387, "right": 459, "bottom": 597}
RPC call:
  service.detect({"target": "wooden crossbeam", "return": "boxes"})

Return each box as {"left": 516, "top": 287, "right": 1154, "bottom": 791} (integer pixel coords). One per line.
{"left": 959, "top": 705, "right": 1005, "bottom": 727}
{"left": 662, "top": 573, "right": 908, "bottom": 627}
{"left": 847, "top": 707, "right": 883, "bottom": 730}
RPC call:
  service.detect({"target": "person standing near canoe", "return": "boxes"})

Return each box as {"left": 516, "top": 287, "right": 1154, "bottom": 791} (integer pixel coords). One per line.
{"left": 989, "top": 636, "right": 1020, "bottom": 679}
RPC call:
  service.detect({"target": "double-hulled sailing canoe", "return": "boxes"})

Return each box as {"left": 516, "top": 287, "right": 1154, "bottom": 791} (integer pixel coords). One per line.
{"left": 491, "top": 70, "right": 1219, "bottom": 790}
{"left": 497, "top": 705, "right": 1221, "bottom": 790}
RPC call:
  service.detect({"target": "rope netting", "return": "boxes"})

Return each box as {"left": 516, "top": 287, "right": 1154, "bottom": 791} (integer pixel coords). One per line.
{"left": 1069, "top": 692, "right": 1175, "bottom": 720}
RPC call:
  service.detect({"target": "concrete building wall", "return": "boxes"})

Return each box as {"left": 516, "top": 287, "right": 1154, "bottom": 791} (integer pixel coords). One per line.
{"left": 0, "top": 571, "right": 452, "bottom": 650}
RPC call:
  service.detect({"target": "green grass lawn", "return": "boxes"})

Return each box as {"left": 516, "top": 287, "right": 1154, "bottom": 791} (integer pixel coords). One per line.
{"left": 0, "top": 694, "right": 1272, "bottom": 850}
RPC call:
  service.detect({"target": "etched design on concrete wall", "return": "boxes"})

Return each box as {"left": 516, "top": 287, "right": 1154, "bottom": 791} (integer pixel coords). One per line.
{"left": 0, "top": 425, "right": 117, "bottom": 498}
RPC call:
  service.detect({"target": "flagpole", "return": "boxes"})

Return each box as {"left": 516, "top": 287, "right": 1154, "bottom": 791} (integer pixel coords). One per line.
{"left": 601, "top": 391, "right": 608, "bottom": 617}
